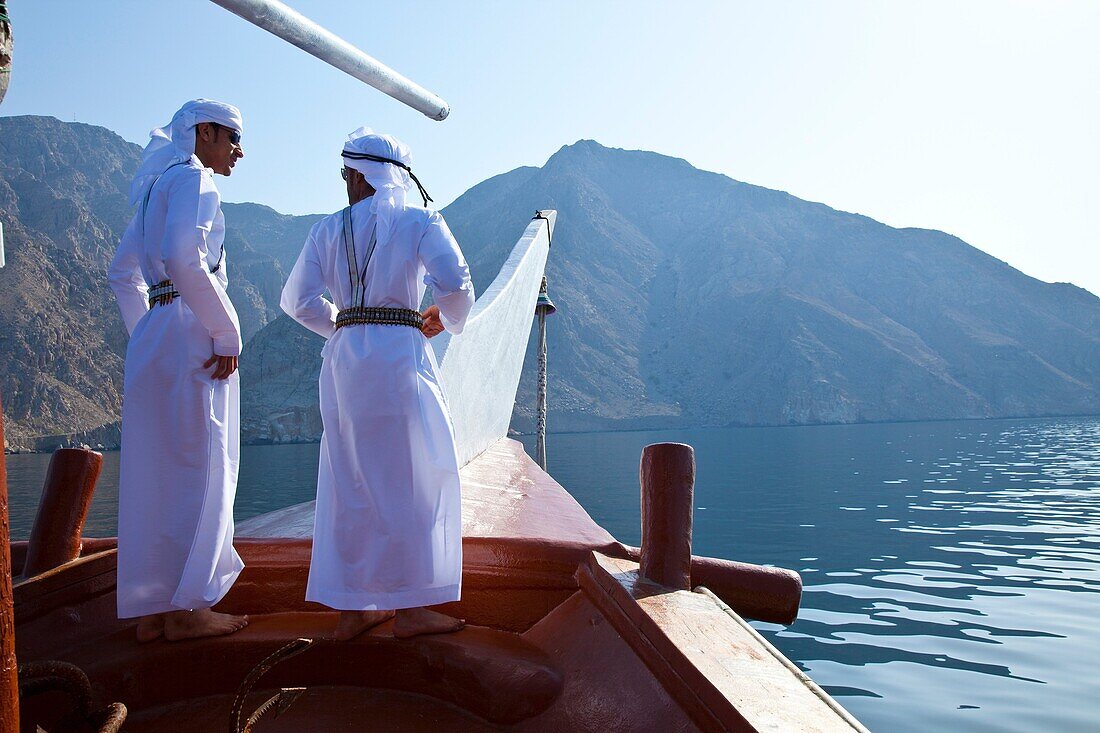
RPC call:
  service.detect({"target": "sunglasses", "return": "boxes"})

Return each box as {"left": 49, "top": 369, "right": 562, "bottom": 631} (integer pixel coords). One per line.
{"left": 211, "top": 123, "right": 242, "bottom": 146}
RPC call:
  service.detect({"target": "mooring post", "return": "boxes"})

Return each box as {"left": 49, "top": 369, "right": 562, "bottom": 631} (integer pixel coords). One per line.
{"left": 0, "top": 399, "right": 20, "bottom": 732}
{"left": 639, "top": 442, "right": 696, "bottom": 590}
{"left": 534, "top": 275, "right": 556, "bottom": 470}
{"left": 22, "top": 448, "right": 102, "bottom": 578}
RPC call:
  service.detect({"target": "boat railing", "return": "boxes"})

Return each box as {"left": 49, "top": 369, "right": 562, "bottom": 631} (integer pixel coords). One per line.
{"left": 431, "top": 211, "right": 555, "bottom": 467}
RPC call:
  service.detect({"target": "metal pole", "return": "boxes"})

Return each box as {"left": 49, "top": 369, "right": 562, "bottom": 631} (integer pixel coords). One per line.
{"left": 208, "top": 0, "right": 450, "bottom": 120}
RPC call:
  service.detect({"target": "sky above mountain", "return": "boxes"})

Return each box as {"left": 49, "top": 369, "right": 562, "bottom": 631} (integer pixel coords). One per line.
{"left": 1, "top": 2, "right": 1097, "bottom": 295}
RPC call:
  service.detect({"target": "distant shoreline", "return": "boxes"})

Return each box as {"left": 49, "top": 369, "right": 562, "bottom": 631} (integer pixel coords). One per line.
{"left": 6, "top": 411, "right": 1099, "bottom": 455}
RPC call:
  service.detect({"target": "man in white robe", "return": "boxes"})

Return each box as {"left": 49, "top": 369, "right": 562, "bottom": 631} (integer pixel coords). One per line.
{"left": 108, "top": 99, "right": 249, "bottom": 641}
{"left": 281, "top": 128, "right": 474, "bottom": 640}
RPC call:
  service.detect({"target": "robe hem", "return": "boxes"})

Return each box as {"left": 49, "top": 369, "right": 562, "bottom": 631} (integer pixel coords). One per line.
{"left": 117, "top": 599, "right": 186, "bottom": 620}
{"left": 171, "top": 558, "right": 244, "bottom": 612}
{"left": 305, "top": 582, "right": 461, "bottom": 611}
{"left": 117, "top": 562, "right": 243, "bottom": 619}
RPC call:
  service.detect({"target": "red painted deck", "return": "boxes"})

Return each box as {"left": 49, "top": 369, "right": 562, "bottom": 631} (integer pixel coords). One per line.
{"left": 11, "top": 439, "right": 867, "bottom": 732}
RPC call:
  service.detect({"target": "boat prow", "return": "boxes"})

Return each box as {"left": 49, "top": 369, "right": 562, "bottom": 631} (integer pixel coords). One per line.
{"left": 12, "top": 437, "right": 866, "bottom": 732}
{"left": 6, "top": 211, "right": 868, "bottom": 731}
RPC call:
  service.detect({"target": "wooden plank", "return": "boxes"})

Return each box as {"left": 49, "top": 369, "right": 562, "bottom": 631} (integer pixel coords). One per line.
{"left": 586, "top": 553, "right": 868, "bottom": 733}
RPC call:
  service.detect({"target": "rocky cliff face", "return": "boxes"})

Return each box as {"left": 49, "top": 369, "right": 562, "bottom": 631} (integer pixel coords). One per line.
{"left": 239, "top": 314, "right": 325, "bottom": 443}
{"left": 2, "top": 119, "right": 1097, "bottom": 449}
{"left": 442, "top": 140, "right": 1100, "bottom": 431}
{"left": 0, "top": 116, "right": 317, "bottom": 450}
{"left": 0, "top": 117, "right": 139, "bottom": 449}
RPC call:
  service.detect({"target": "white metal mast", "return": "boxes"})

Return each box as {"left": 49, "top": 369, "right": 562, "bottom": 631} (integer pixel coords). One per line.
{"left": 209, "top": 0, "right": 450, "bottom": 121}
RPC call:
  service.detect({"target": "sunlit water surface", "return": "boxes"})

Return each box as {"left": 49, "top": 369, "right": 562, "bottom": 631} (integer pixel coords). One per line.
{"left": 5, "top": 416, "right": 1098, "bottom": 732}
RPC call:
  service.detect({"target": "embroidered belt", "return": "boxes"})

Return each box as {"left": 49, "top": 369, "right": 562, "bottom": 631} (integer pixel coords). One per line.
{"left": 148, "top": 280, "right": 180, "bottom": 307}
{"left": 335, "top": 306, "right": 424, "bottom": 330}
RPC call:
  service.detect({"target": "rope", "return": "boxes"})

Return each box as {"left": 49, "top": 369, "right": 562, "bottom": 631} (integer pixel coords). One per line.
{"left": 530, "top": 210, "right": 550, "bottom": 246}
{"left": 230, "top": 638, "right": 316, "bottom": 733}
{"left": 341, "top": 150, "right": 433, "bottom": 207}
{"left": 18, "top": 660, "right": 128, "bottom": 732}
{"left": 243, "top": 688, "right": 307, "bottom": 733}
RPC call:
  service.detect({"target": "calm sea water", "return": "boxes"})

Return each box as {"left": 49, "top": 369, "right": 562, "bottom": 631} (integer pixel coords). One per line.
{"left": 5, "top": 416, "right": 1099, "bottom": 732}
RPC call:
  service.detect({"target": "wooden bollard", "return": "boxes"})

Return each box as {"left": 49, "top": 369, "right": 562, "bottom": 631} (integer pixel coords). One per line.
{"left": 22, "top": 448, "right": 102, "bottom": 578}
{"left": 618, "top": 546, "right": 803, "bottom": 625}
{"left": 639, "top": 443, "right": 695, "bottom": 590}
{"left": 689, "top": 556, "right": 802, "bottom": 625}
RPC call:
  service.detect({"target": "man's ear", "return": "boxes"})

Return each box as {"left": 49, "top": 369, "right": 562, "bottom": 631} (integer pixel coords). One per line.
{"left": 196, "top": 122, "right": 213, "bottom": 142}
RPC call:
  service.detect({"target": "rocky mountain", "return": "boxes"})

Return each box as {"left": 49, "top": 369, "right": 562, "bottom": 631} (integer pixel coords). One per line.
{"left": 2, "top": 117, "right": 1097, "bottom": 449}
{"left": 457, "top": 141, "right": 1100, "bottom": 431}
{"left": 0, "top": 115, "right": 318, "bottom": 449}
{"left": 241, "top": 140, "right": 1100, "bottom": 439}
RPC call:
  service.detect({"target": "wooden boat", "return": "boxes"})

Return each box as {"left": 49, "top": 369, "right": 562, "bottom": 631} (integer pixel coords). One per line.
{"left": 2, "top": 211, "right": 869, "bottom": 732}
{"left": 0, "top": 6, "right": 870, "bottom": 729}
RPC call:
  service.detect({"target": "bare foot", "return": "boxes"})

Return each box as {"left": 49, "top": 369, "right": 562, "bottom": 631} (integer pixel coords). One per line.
{"left": 136, "top": 614, "right": 165, "bottom": 643}
{"left": 163, "top": 608, "right": 249, "bottom": 641}
{"left": 393, "top": 607, "right": 465, "bottom": 639}
{"left": 333, "top": 610, "right": 395, "bottom": 641}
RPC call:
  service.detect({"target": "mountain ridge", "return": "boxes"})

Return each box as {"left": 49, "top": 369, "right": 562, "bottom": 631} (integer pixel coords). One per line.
{"left": 1, "top": 116, "right": 1096, "bottom": 450}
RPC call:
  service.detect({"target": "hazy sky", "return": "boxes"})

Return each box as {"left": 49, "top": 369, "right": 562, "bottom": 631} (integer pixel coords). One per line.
{"left": 3, "top": 1, "right": 1098, "bottom": 294}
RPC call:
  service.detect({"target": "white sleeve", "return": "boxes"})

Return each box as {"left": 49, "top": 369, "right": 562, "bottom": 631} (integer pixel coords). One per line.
{"left": 419, "top": 211, "right": 475, "bottom": 334}
{"left": 162, "top": 170, "right": 243, "bottom": 356}
{"left": 107, "top": 212, "right": 149, "bottom": 335}
{"left": 280, "top": 224, "right": 337, "bottom": 339}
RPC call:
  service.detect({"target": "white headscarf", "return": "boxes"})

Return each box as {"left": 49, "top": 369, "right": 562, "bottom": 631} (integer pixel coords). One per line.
{"left": 341, "top": 127, "right": 432, "bottom": 250}
{"left": 129, "top": 99, "right": 243, "bottom": 206}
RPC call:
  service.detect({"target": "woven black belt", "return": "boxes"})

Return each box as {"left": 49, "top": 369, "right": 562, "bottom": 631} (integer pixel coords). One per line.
{"left": 335, "top": 306, "right": 424, "bottom": 330}
{"left": 148, "top": 279, "right": 180, "bottom": 307}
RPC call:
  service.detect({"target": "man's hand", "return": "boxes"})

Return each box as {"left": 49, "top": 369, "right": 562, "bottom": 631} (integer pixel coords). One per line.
{"left": 203, "top": 354, "right": 239, "bottom": 380}
{"left": 420, "top": 305, "right": 445, "bottom": 339}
